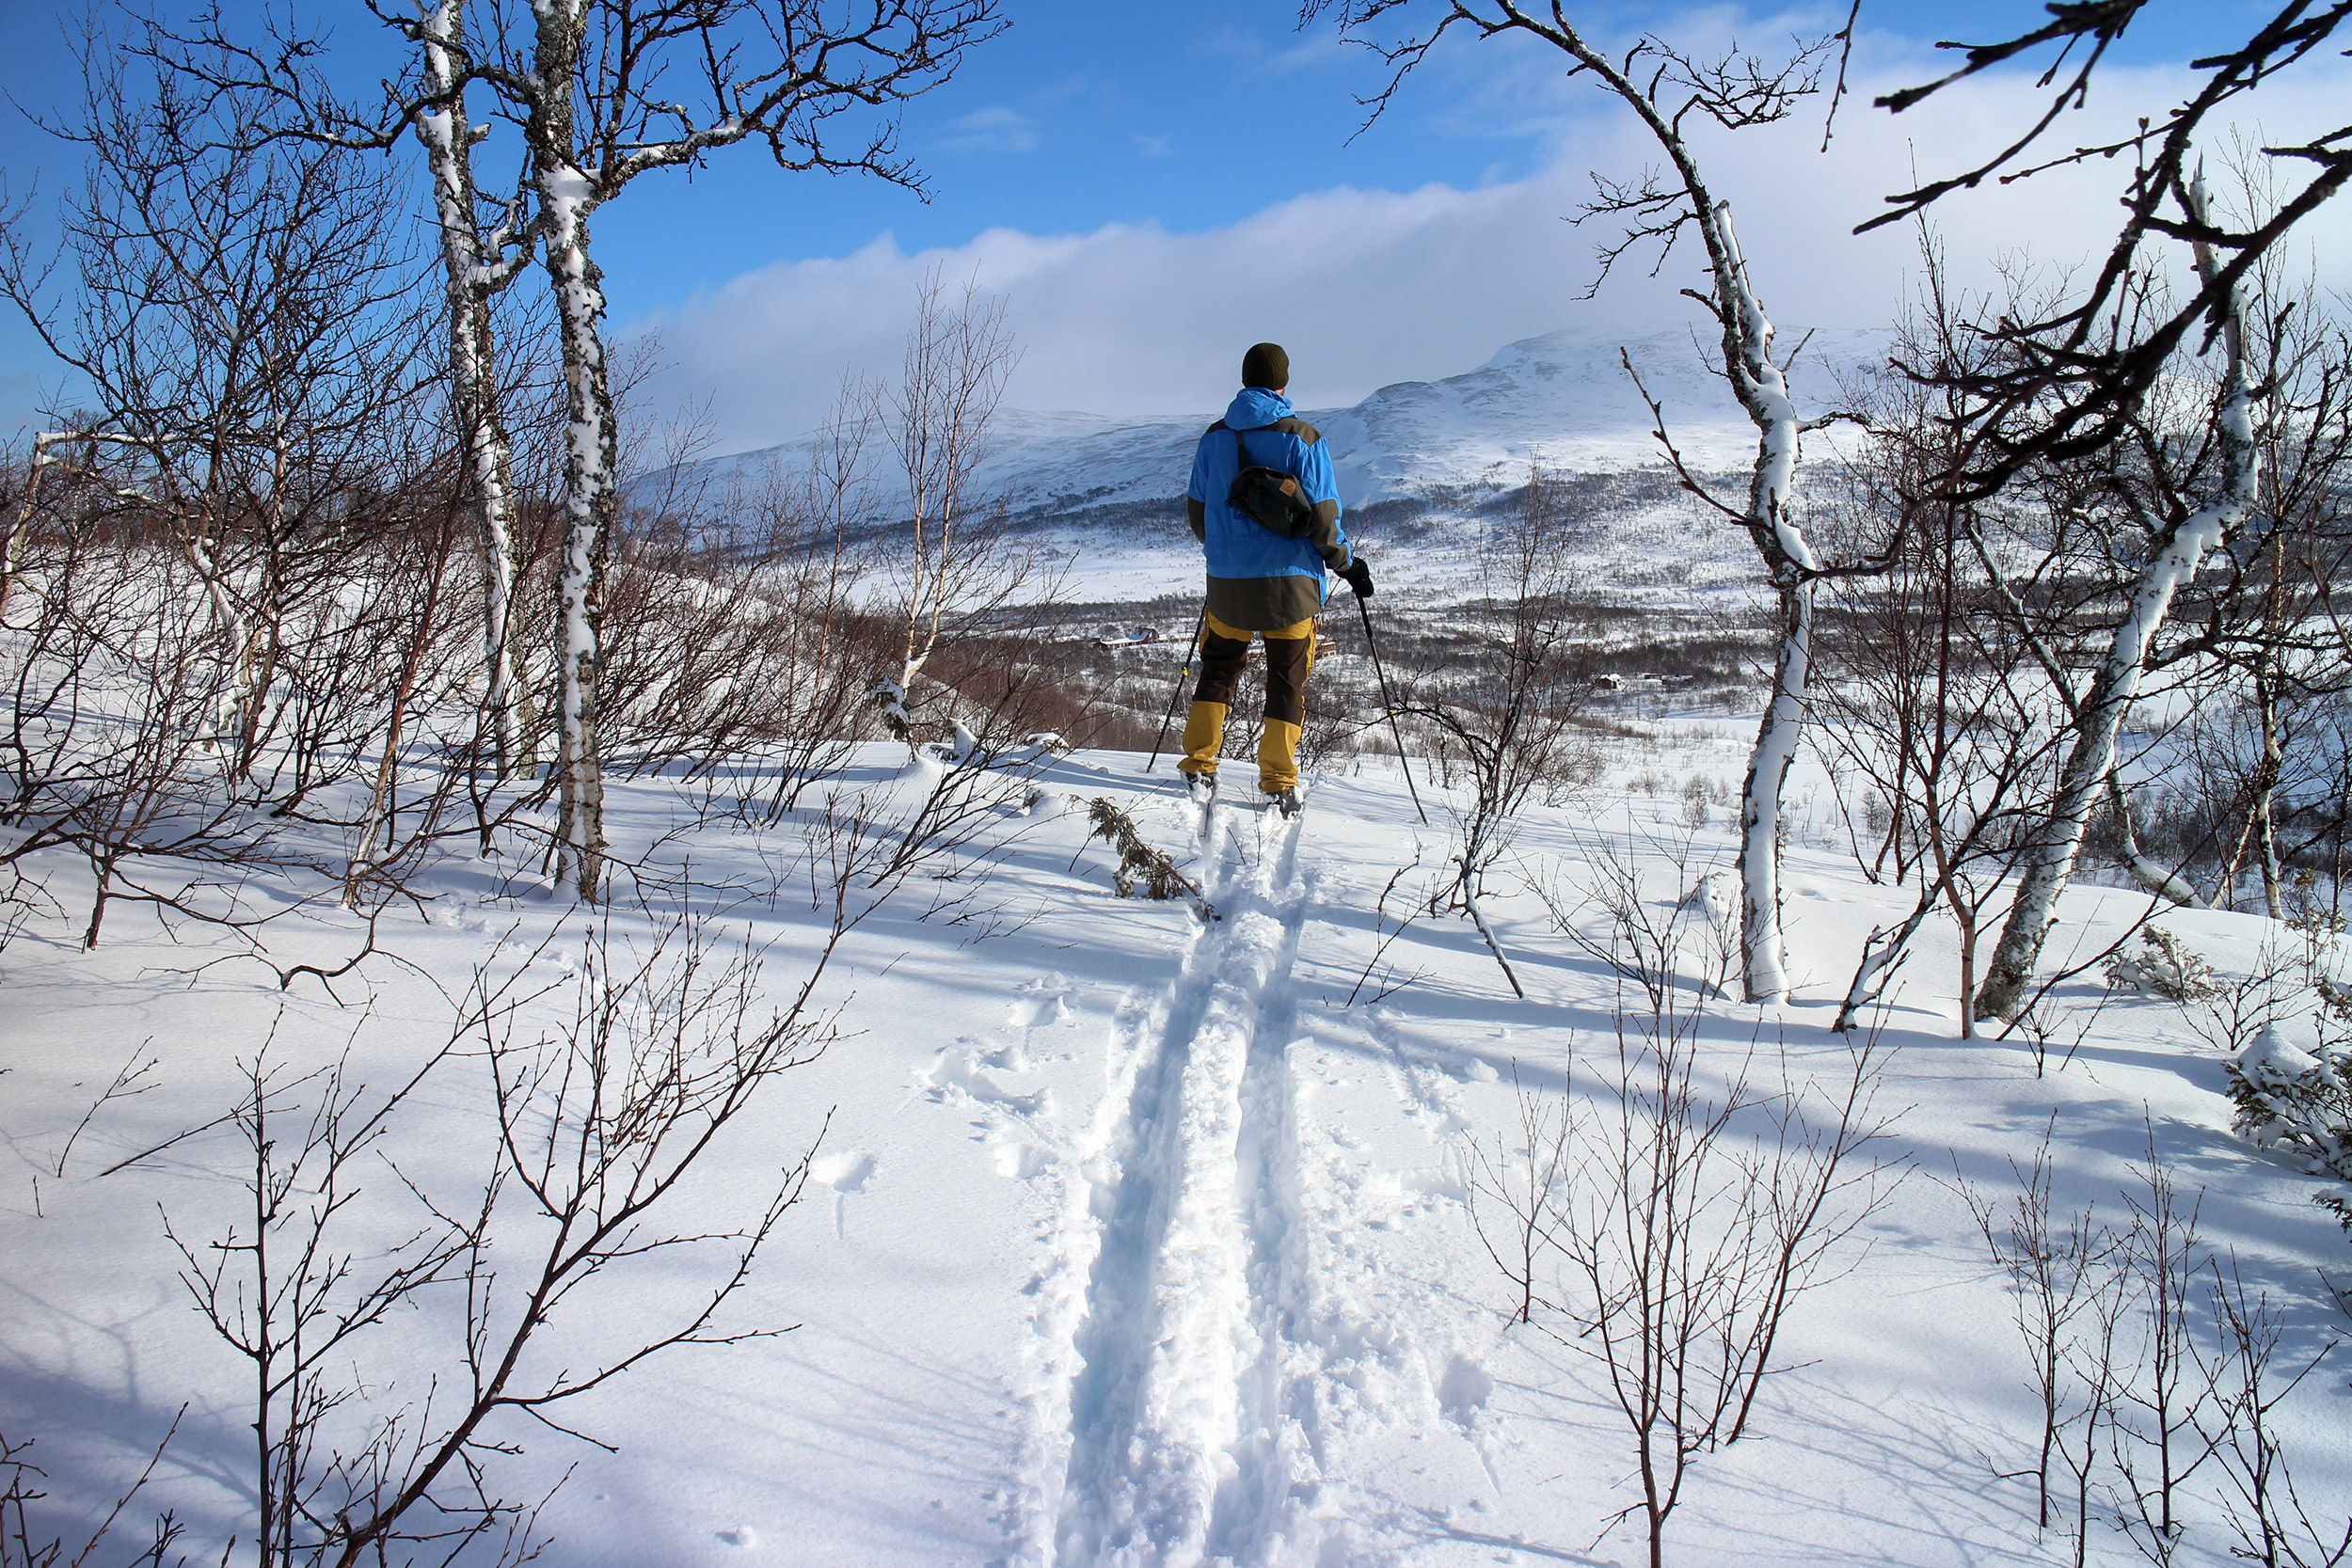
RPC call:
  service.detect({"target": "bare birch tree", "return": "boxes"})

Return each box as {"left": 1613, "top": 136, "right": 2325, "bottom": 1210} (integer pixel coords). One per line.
{"left": 1307, "top": 1, "right": 1876, "bottom": 1001}
{"left": 469, "top": 0, "right": 1004, "bottom": 898}
{"left": 0, "top": 36, "right": 430, "bottom": 775}
{"left": 127, "top": 4, "right": 548, "bottom": 799}
{"left": 1970, "top": 177, "right": 2257, "bottom": 1022}
{"left": 167, "top": 0, "right": 1011, "bottom": 895}
{"left": 0, "top": 30, "right": 486, "bottom": 945}
{"left": 870, "top": 267, "right": 1031, "bottom": 751}
{"left": 409, "top": 0, "right": 538, "bottom": 786}
{"left": 1853, "top": 7, "right": 2352, "bottom": 1016}
{"left": 1817, "top": 247, "right": 2069, "bottom": 1034}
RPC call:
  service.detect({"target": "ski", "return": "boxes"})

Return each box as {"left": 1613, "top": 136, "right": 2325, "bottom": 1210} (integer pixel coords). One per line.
{"left": 1184, "top": 769, "right": 1217, "bottom": 842}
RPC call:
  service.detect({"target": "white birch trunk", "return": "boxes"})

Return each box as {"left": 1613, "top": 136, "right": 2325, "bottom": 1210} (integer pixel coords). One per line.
{"left": 1738, "top": 578, "right": 1812, "bottom": 1001}
{"left": 1706, "top": 201, "right": 1820, "bottom": 1004}
{"left": 414, "top": 0, "right": 532, "bottom": 784}
{"left": 1461, "top": 868, "right": 1527, "bottom": 999}
{"left": 546, "top": 215, "right": 611, "bottom": 899}
{"left": 1836, "top": 895, "right": 1939, "bottom": 1033}
{"left": 1974, "top": 187, "right": 2254, "bottom": 1022}
{"left": 530, "top": 0, "right": 610, "bottom": 898}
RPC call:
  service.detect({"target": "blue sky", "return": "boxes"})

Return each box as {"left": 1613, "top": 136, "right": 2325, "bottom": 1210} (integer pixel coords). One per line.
{"left": 2, "top": 0, "right": 2344, "bottom": 445}
{"left": 463, "top": 0, "right": 2303, "bottom": 320}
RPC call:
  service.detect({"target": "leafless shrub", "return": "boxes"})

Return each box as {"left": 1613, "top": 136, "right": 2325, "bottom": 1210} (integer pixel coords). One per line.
{"left": 1962, "top": 1127, "right": 2112, "bottom": 1537}
{"left": 599, "top": 437, "right": 878, "bottom": 802}
{"left": 2110, "top": 1131, "right": 2216, "bottom": 1565}
{"left": 2183, "top": 911, "right": 2351, "bottom": 1067}
{"left": 1534, "top": 827, "right": 1736, "bottom": 1008}
{"left": 144, "top": 846, "right": 870, "bottom": 1568}
{"left": 1, "top": 25, "right": 434, "bottom": 756}
{"left": 1395, "top": 466, "right": 1597, "bottom": 911}
{"left": 46, "top": 1041, "right": 162, "bottom": 1187}
{"left": 1963, "top": 1126, "right": 2350, "bottom": 1563}
{"left": 1470, "top": 898, "right": 1899, "bottom": 1566}
{"left": 1549, "top": 1003, "right": 1895, "bottom": 1567}
{"left": 1344, "top": 850, "right": 1430, "bottom": 1006}
{"left": 1461, "top": 1060, "right": 1571, "bottom": 1326}
{"left": 0, "top": 1415, "right": 185, "bottom": 1568}
{"left": 2010, "top": 996, "right": 2104, "bottom": 1080}
{"left": 2198, "top": 1260, "right": 2349, "bottom": 1568}
{"left": 828, "top": 728, "right": 1053, "bottom": 917}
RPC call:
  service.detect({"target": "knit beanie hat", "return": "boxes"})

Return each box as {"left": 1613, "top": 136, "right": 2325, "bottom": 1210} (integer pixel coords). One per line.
{"left": 1242, "top": 342, "right": 1290, "bottom": 390}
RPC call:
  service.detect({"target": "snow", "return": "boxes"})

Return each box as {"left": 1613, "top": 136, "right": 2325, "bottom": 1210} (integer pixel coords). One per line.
{"left": 6, "top": 724, "right": 2348, "bottom": 1568}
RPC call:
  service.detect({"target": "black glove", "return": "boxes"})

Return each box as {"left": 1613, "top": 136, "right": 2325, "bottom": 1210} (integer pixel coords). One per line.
{"left": 1340, "top": 558, "right": 1375, "bottom": 599}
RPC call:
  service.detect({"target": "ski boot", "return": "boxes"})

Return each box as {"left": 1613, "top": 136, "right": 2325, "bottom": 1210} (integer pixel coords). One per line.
{"left": 1183, "top": 769, "right": 1217, "bottom": 807}
{"left": 1265, "top": 786, "right": 1302, "bottom": 818}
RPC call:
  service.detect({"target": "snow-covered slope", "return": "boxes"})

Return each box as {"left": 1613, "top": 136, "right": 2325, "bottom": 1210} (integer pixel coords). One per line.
{"left": 8, "top": 731, "right": 2347, "bottom": 1568}
{"left": 699, "top": 324, "right": 1892, "bottom": 514}
{"left": 1312, "top": 324, "right": 1884, "bottom": 499}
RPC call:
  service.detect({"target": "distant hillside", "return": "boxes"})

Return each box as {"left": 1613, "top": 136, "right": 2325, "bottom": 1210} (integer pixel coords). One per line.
{"left": 688, "top": 323, "right": 1892, "bottom": 515}
{"left": 662, "top": 324, "right": 1892, "bottom": 609}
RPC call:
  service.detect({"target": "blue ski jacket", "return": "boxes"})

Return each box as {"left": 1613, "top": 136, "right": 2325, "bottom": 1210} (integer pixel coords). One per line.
{"left": 1185, "top": 388, "right": 1352, "bottom": 629}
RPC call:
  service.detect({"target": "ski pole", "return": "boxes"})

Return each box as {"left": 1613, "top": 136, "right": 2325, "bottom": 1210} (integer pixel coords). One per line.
{"left": 1356, "top": 594, "right": 1427, "bottom": 825}
{"left": 1145, "top": 606, "right": 1207, "bottom": 773}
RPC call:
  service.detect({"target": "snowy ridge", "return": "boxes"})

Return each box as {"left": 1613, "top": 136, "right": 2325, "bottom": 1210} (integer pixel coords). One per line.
{"left": 684, "top": 324, "right": 1893, "bottom": 515}
{"left": 1311, "top": 323, "right": 1884, "bottom": 499}
{"left": 1044, "top": 802, "right": 1312, "bottom": 1567}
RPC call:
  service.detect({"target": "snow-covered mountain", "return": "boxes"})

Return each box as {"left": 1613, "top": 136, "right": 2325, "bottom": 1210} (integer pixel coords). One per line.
{"left": 697, "top": 323, "right": 1892, "bottom": 515}
{"left": 1311, "top": 323, "right": 1886, "bottom": 499}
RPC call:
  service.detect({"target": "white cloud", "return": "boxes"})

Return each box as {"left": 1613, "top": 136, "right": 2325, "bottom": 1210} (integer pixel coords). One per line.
{"left": 938, "top": 104, "right": 1040, "bottom": 154}
{"left": 628, "top": 58, "right": 2352, "bottom": 455}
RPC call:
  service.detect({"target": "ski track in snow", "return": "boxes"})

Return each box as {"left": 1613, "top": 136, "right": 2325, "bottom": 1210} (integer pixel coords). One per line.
{"left": 1019, "top": 799, "right": 1315, "bottom": 1568}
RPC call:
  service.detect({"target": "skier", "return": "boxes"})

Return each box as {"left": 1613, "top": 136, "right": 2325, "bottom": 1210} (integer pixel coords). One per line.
{"left": 1178, "top": 341, "right": 1374, "bottom": 816}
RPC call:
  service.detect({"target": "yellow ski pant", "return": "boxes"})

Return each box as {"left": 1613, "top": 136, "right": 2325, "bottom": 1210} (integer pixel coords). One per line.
{"left": 1178, "top": 611, "right": 1317, "bottom": 794}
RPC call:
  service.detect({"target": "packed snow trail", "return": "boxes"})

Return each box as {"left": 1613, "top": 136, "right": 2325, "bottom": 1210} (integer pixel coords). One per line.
{"left": 1049, "top": 801, "right": 1313, "bottom": 1567}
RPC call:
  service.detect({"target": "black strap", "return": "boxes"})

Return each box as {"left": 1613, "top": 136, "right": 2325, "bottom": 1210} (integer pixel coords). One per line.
{"left": 1232, "top": 426, "right": 1250, "bottom": 471}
